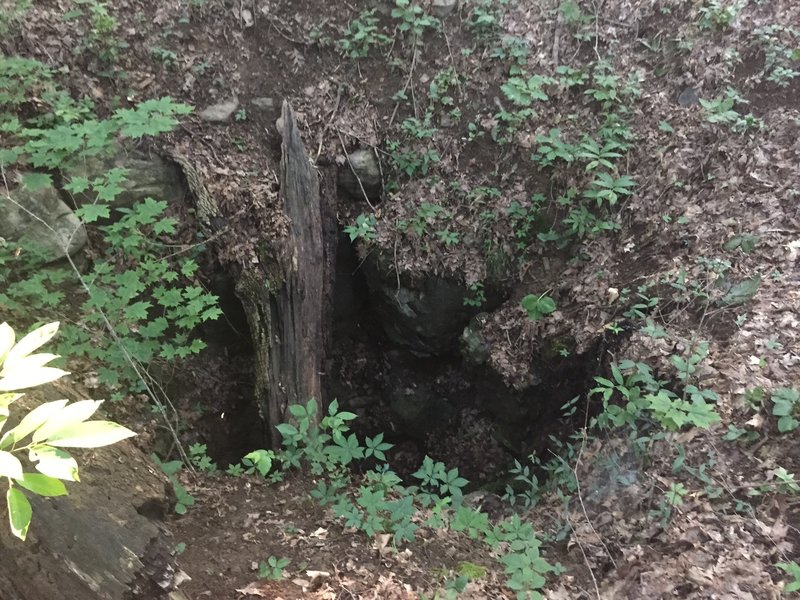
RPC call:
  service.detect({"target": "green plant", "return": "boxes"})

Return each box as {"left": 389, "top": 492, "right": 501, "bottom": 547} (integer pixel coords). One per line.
{"left": 507, "top": 195, "right": 544, "bottom": 251}
{"left": 700, "top": 87, "right": 762, "bottom": 132}
{"left": 771, "top": 387, "right": 799, "bottom": 432}
{"left": 436, "top": 229, "right": 459, "bottom": 246}
{"left": 391, "top": 0, "right": 440, "bottom": 39}
{"left": 698, "top": 0, "right": 744, "bottom": 29}
{"left": 258, "top": 555, "right": 291, "bottom": 580}
{"left": 577, "top": 137, "right": 626, "bottom": 172}
{"left": 777, "top": 561, "right": 800, "bottom": 593}
{"left": 755, "top": 25, "right": 800, "bottom": 86}
{"left": 501, "top": 74, "right": 555, "bottom": 107}
{"left": 188, "top": 443, "right": 217, "bottom": 474}
{"left": 388, "top": 140, "right": 441, "bottom": 177}
{"left": 402, "top": 114, "right": 438, "bottom": 139}
{"left": 344, "top": 214, "right": 378, "bottom": 242}
{"left": 583, "top": 172, "right": 636, "bottom": 207}
{"left": 521, "top": 293, "right": 556, "bottom": 321}
{"left": 409, "top": 455, "right": 468, "bottom": 508}
{"left": 54, "top": 196, "right": 222, "bottom": 390}
{"left": 489, "top": 515, "right": 555, "bottom": 599}
{"left": 503, "top": 457, "right": 541, "bottom": 509}
{"left": 463, "top": 282, "right": 486, "bottom": 307}
{"left": 338, "top": 9, "right": 391, "bottom": 58}
{"left": 591, "top": 359, "right": 721, "bottom": 432}
{"left": 64, "top": 0, "right": 126, "bottom": 64}
{"left": 532, "top": 129, "right": 576, "bottom": 166}
{"left": 490, "top": 36, "right": 530, "bottom": 72}
{"left": 0, "top": 321, "right": 136, "bottom": 539}
{"left": 150, "top": 46, "right": 178, "bottom": 66}
{"left": 0, "top": 0, "right": 31, "bottom": 35}
{"left": 558, "top": 0, "right": 592, "bottom": 40}
{"left": 151, "top": 453, "right": 195, "bottom": 514}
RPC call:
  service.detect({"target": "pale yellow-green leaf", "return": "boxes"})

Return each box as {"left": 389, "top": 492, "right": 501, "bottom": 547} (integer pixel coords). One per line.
{"left": 46, "top": 421, "right": 136, "bottom": 448}
{"left": 0, "top": 352, "right": 59, "bottom": 376}
{"left": 33, "top": 400, "right": 103, "bottom": 443}
{"left": 0, "top": 393, "right": 23, "bottom": 410}
{"left": 0, "top": 400, "right": 69, "bottom": 449}
{"left": 30, "top": 446, "right": 79, "bottom": 481}
{"left": 0, "top": 323, "right": 14, "bottom": 365}
{"left": 0, "top": 450, "right": 23, "bottom": 479}
{"left": 0, "top": 366, "right": 69, "bottom": 392}
{"left": 14, "top": 473, "right": 67, "bottom": 497}
{"left": 4, "top": 322, "right": 59, "bottom": 365}
{"left": 7, "top": 486, "right": 32, "bottom": 540}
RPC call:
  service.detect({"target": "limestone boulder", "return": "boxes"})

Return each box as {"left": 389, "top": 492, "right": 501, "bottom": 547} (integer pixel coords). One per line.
{"left": 0, "top": 180, "right": 87, "bottom": 264}
{"left": 69, "top": 146, "right": 186, "bottom": 217}
{"left": 337, "top": 149, "right": 382, "bottom": 201}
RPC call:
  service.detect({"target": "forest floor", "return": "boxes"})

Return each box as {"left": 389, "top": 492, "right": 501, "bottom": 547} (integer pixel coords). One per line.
{"left": 4, "top": 0, "right": 800, "bottom": 598}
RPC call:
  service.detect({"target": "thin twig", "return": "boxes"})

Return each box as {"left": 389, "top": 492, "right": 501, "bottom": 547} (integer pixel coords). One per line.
{"left": 557, "top": 429, "right": 617, "bottom": 569}
{"left": 389, "top": 40, "right": 419, "bottom": 127}
{"left": 442, "top": 27, "right": 463, "bottom": 98}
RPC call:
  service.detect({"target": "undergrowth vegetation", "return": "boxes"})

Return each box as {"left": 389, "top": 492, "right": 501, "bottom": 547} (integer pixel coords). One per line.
{"left": 2, "top": 0, "right": 799, "bottom": 596}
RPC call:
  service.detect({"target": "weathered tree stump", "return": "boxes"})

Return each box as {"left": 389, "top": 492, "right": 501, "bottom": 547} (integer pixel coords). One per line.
{"left": 176, "top": 101, "right": 332, "bottom": 448}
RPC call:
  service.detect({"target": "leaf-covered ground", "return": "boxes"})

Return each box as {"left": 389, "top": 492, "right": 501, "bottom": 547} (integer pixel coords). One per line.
{"left": 4, "top": 0, "right": 799, "bottom": 597}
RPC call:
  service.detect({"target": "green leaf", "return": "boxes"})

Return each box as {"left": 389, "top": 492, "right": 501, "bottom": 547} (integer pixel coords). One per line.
{"left": 45, "top": 421, "right": 136, "bottom": 448}
{"left": 720, "top": 275, "right": 761, "bottom": 306}
{"left": 30, "top": 445, "right": 80, "bottom": 481}
{"left": 124, "top": 301, "right": 151, "bottom": 321}
{"left": 32, "top": 399, "right": 103, "bottom": 443}
{"left": 63, "top": 176, "right": 91, "bottom": 195}
{"left": 14, "top": 473, "right": 68, "bottom": 497}
{"left": 20, "top": 172, "right": 53, "bottom": 192}
{"left": 521, "top": 294, "right": 557, "bottom": 321}
{"left": 7, "top": 487, "right": 32, "bottom": 540}
{"left": 2, "top": 322, "right": 60, "bottom": 365}
{"left": 658, "top": 120, "right": 674, "bottom": 133}
{"left": 0, "top": 450, "right": 23, "bottom": 478}
{"left": 73, "top": 204, "right": 111, "bottom": 223}
{"left": 0, "top": 399, "right": 70, "bottom": 449}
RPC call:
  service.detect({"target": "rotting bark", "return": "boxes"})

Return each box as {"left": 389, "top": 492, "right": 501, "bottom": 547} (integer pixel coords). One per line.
{"left": 264, "top": 101, "right": 327, "bottom": 444}
{"left": 173, "top": 101, "right": 331, "bottom": 448}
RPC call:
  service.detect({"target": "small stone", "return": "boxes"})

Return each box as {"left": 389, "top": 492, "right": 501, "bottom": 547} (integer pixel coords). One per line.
{"left": 338, "top": 149, "right": 382, "bottom": 201}
{"left": 431, "top": 0, "right": 458, "bottom": 17}
{"left": 678, "top": 87, "right": 699, "bottom": 107}
{"left": 251, "top": 97, "right": 275, "bottom": 110}
{"left": 199, "top": 97, "right": 239, "bottom": 122}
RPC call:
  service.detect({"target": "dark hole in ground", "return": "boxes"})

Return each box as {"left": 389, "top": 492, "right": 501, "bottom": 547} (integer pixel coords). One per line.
{"left": 168, "top": 234, "right": 604, "bottom": 491}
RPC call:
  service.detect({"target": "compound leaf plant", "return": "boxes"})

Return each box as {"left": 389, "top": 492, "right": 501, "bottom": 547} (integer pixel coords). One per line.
{"left": 0, "top": 321, "right": 135, "bottom": 540}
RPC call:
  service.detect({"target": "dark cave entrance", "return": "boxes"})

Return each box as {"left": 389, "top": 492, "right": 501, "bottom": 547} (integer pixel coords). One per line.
{"left": 179, "top": 233, "right": 603, "bottom": 492}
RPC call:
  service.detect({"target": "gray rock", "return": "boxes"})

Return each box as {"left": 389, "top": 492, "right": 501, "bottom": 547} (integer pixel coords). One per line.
{"left": 70, "top": 145, "right": 186, "bottom": 217}
{"left": 0, "top": 180, "right": 87, "bottom": 264}
{"left": 431, "top": 0, "right": 458, "bottom": 17}
{"left": 363, "top": 254, "right": 476, "bottom": 355}
{"left": 198, "top": 97, "right": 239, "bottom": 122}
{"left": 251, "top": 97, "right": 275, "bottom": 110}
{"left": 338, "top": 149, "right": 382, "bottom": 201}
{"left": 460, "top": 314, "right": 491, "bottom": 365}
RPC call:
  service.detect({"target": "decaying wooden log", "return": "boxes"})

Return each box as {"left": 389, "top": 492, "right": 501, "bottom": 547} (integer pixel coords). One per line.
{"left": 238, "top": 101, "right": 328, "bottom": 447}
{"left": 173, "top": 101, "right": 331, "bottom": 448}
